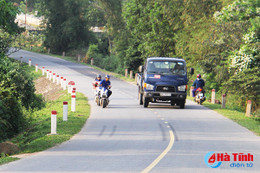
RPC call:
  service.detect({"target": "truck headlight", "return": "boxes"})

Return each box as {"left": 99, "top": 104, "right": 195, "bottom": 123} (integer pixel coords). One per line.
{"left": 144, "top": 83, "right": 154, "bottom": 90}
{"left": 178, "top": 85, "right": 186, "bottom": 91}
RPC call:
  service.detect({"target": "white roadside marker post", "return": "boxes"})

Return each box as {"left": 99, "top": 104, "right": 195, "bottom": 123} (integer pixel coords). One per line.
{"left": 71, "top": 95, "right": 76, "bottom": 112}
{"left": 63, "top": 102, "right": 68, "bottom": 121}
{"left": 130, "top": 70, "right": 133, "bottom": 79}
{"left": 125, "top": 69, "right": 128, "bottom": 78}
{"left": 72, "top": 90, "right": 76, "bottom": 96}
{"left": 42, "top": 67, "right": 45, "bottom": 76}
{"left": 46, "top": 70, "right": 49, "bottom": 78}
{"left": 51, "top": 110, "right": 57, "bottom": 135}
{"left": 211, "top": 89, "right": 216, "bottom": 104}
{"left": 63, "top": 79, "right": 67, "bottom": 90}
{"left": 222, "top": 94, "right": 226, "bottom": 108}
{"left": 56, "top": 75, "right": 60, "bottom": 85}
{"left": 71, "top": 83, "right": 75, "bottom": 94}
{"left": 68, "top": 81, "right": 75, "bottom": 94}
{"left": 29, "top": 59, "right": 32, "bottom": 66}
{"left": 60, "top": 77, "right": 64, "bottom": 87}
{"left": 49, "top": 71, "right": 52, "bottom": 80}
{"left": 190, "top": 86, "right": 194, "bottom": 97}
{"left": 53, "top": 73, "right": 56, "bottom": 83}
{"left": 35, "top": 64, "right": 38, "bottom": 72}
{"left": 246, "top": 100, "right": 252, "bottom": 117}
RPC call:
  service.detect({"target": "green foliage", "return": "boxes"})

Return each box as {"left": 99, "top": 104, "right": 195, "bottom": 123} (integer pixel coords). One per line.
{"left": 222, "top": 67, "right": 260, "bottom": 110}
{"left": 0, "top": 56, "right": 44, "bottom": 142}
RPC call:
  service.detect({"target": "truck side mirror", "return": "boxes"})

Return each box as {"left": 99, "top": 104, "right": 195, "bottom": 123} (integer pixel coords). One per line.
{"left": 190, "top": 68, "right": 194, "bottom": 75}
{"left": 139, "top": 65, "right": 144, "bottom": 73}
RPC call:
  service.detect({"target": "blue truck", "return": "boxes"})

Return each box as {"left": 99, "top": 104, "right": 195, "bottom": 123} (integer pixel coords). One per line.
{"left": 137, "top": 57, "right": 193, "bottom": 108}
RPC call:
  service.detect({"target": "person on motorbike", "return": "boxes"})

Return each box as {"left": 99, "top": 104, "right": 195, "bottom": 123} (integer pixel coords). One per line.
{"left": 192, "top": 74, "right": 205, "bottom": 97}
{"left": 93, "top": 74, "right": 102, "bottom": 89}
{"left": 99, "top": 75, "right": 112, "bottom": 98}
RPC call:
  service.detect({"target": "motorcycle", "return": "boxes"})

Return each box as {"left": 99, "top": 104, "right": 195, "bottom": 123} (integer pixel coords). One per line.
{"left": 95, "top": 87, "right": 102, "bottom": 106}
{"left": 100, "top": 87, "right": 109, "bottom": 108}
{"left": 194, "top": 87, "right": 206, "bottom": 105}
{"left": 93, "top": 82, "right": 102, "bottom": 106}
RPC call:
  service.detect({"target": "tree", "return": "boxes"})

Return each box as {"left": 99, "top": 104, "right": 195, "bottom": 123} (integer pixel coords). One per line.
{"left": 39, "top": 0, "right": 93, "bottom": 53}
{"left": 0, "top": 0, "right": 23, "bottom": 55}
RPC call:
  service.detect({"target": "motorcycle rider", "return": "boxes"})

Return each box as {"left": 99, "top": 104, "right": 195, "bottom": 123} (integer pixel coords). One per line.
{"left": 93, "top": 74, "right": 102, "bottom": 89}
{"left": 192, "top": 74, "right": 205, "bottom": 97}
{"left": 99, "top": 75, "right": 112, "bottom": 98}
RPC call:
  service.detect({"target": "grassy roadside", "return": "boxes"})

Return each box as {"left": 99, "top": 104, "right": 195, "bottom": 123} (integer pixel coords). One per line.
{"left": 0, "top": 64, "right": 90, "bottom": 165}
{"left": 187, "top": 96, "right": 260, "bottom": 136}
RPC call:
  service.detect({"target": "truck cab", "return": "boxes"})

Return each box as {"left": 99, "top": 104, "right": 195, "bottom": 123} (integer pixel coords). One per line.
{"left": 137, "top": 57, "right": 190, "bottom": 108}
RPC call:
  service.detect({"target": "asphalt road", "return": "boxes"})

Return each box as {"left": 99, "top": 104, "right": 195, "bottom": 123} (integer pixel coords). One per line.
{"left": 1, "top": 50, "right": 260, "bottom": 173}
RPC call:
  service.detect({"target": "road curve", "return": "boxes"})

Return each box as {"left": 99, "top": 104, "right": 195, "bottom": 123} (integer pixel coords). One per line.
{"left": 0, "top": 50, "right": 259, "bottom": 173}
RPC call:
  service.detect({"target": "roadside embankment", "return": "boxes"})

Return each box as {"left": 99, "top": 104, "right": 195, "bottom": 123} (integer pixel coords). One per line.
{"left": 0, "top": 64, "right": 90, "bottom": 165}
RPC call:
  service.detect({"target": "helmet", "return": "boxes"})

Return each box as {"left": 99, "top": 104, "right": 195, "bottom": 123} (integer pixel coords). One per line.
{"left": 97, "top": 74, "right": 101, "bottom": 78}
{"left": 197, "top": 74, "right": 201, "bottom": 78}
{"left": 105, "top": 75, "right": 110, "bottom": 79}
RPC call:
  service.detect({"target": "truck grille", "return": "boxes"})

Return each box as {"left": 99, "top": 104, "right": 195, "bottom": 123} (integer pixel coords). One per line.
{"left": 156, "top": 86, "right": 175, "bottom": 92}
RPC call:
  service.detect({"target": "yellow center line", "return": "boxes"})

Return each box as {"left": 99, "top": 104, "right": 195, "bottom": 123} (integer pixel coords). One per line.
{"left": 141, "top": 130, "right": 175, "bottom": 173}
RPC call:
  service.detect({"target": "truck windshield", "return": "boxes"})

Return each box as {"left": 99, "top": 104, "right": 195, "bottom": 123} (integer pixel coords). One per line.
{"left": 147, "top": 60, "right": 186, "bottom": 75}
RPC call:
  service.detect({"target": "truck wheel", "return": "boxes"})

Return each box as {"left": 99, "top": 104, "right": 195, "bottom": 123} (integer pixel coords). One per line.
{"left": 143, "top": 97, "right": 149, "bottom": 108}
{"left": 180, "top": 101, "right": 185, "bottom": 109}
{"left": 138, "top": 92, "right": 143, "bottom": 105}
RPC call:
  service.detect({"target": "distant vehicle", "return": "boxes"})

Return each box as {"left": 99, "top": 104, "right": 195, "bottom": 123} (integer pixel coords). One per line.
{"left": 137, "top": 57, "right": 194, "bottom": 109}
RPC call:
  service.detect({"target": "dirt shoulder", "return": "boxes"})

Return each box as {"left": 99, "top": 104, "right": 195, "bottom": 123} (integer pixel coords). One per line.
{"left": 34, "top": 77, "right": 64, "bottom": 101}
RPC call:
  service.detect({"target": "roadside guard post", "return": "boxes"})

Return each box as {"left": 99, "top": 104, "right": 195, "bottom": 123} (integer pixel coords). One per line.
{"left": 29, "top": 59, "right": 32, "bottom": 66}
{"left": 51, "top": 110, "right": 57, "bottom": 134}
{"left": 49, "top": 71, "right": 52, "bottom": 80}
{"left": 63, "top": 102, "right": 68, "bottom": 121}
{"left": 130, "top": 70, "right": 133, "bottom": 79}
{"left": 53, "top": 73, "right": 56, "bottom": 83}
{"left": 56, "top": 75, "right": 60, "bottom": 85}
{"left": 46, "top": 70, "right": 49, "bottom": 78}
{"left": 77, "top": 54, "right": 81, "bottom": 62}
{"left": 190, "top": 86, "right": 194, "bottom": 97}
{"left": 72, "top": 90, "right": 76, "bottom": 96}
{"left": 91, "top": 58, "right": 94, "bottom": 65}
{"left": 35, "top": 64, "right": 38, "bottom": 72}
{"left": 42, "top": 67, "right": 45, "bottom": 76}
{"left": 222, "top": 94, "right": 226, "bottom": 108}
{"left": 71, "top": 83, "right": 75, "bottom": 93}
{"left": 71, "top": 95, "right": 76, "bottom": 112}
{"left": 125, "top": 69, "right": 128, "bottom": 78}
{"left": 63, "top": 78, "right": 67, "bottom": 90}
{"left": 246, "top": 100, "right": 252, "bottom": 117}
{"left": 68, "top": 81, "right": 75, "bottom": 94}
{"left": 60, "top": 77, "right": 64, "bottom": 87}
{"left": 211, "top": 89, "right": 216, "bottom": 104}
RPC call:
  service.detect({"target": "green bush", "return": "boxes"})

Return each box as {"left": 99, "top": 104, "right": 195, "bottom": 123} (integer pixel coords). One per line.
{"left": 0, "top": 56, "right": 43, "bottom": 142}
